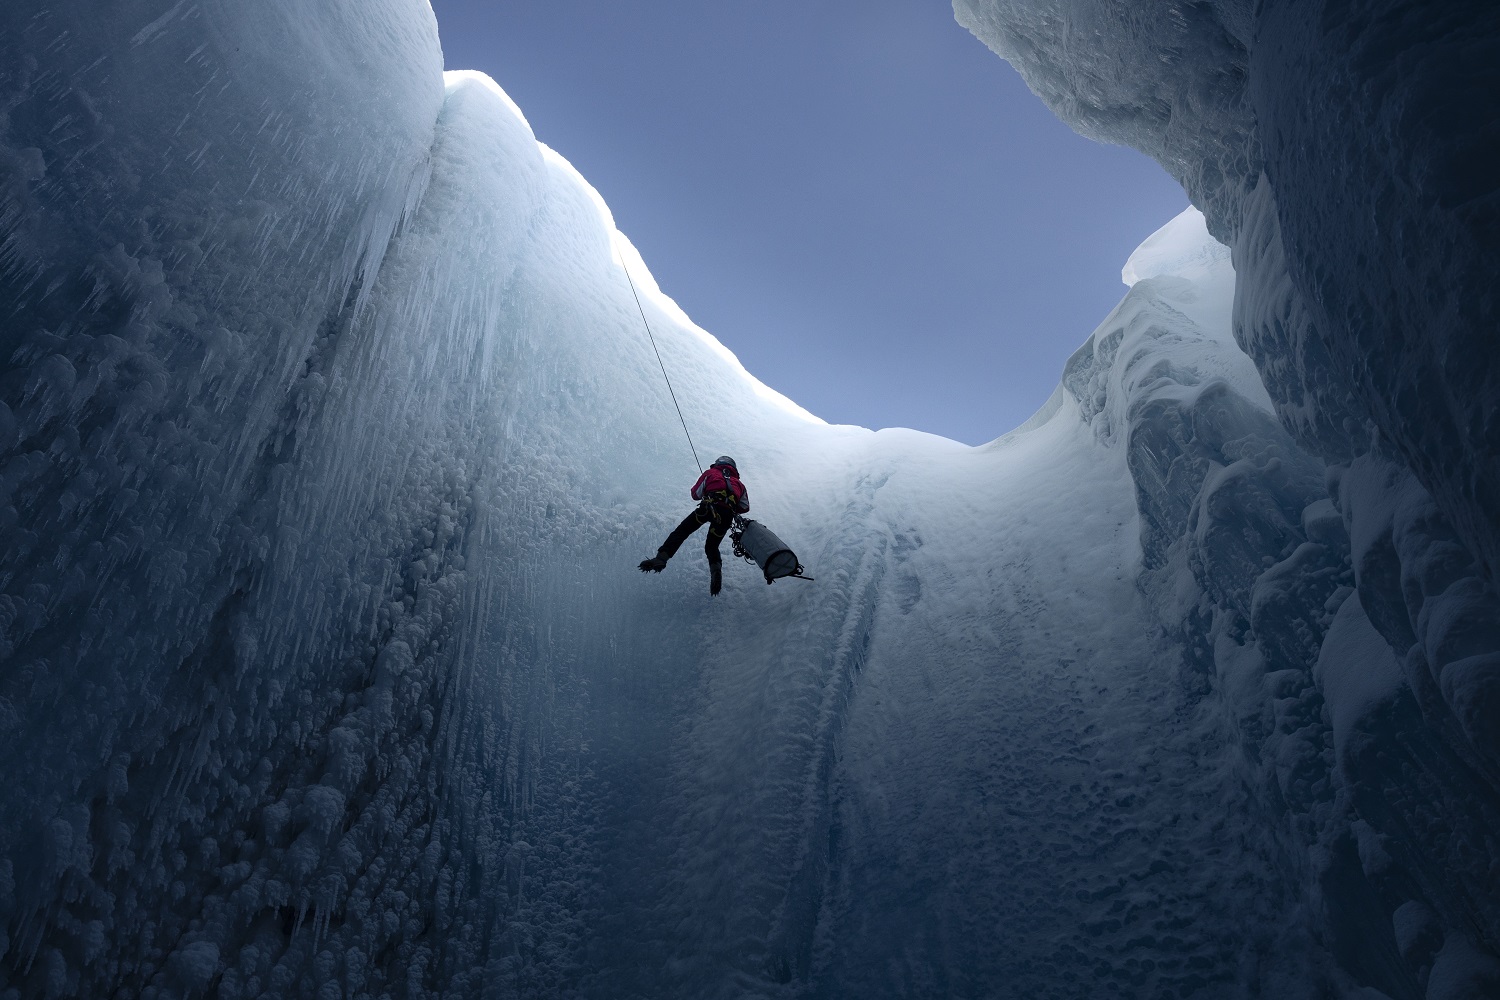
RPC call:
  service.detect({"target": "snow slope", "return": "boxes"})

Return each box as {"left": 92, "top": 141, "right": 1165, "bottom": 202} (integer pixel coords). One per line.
{"left": 1, "top": 1, "right": 1497, "bottom": 998}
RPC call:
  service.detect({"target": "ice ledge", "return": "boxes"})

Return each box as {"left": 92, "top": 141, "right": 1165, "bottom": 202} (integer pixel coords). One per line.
{"left": 1121, "top": 206, "right": 1229, "bottom": 287}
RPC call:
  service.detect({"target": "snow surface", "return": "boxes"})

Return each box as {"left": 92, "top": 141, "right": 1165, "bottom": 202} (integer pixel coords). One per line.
{"left": 1120, "top": 207, "right": 1229, "bottom": 288}
{"left": 1, "top": 1, "right": 1497, "bottom": 998}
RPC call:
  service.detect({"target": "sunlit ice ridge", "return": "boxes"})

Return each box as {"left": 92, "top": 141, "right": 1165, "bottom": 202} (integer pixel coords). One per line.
{"left": 455, "top": 68, "right": 827, "bottom": 437}
{"left": 2, "top": 2, "right": 1499, "bottom": 998}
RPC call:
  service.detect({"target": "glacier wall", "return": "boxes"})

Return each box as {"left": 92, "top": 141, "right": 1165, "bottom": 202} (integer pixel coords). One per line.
{"left": 955, "top": 1, "right": 1500, "bottom": 996}
{"left": 2, "top": 0, "right": 1497, "bottom": 997}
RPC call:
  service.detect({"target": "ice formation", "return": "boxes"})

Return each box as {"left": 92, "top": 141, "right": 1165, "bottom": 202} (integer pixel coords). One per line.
{"left": 0, "top": 1, "right": 1496, "bottom": 998}
{"left": 953, "top": 1, "right": 1500, "bottom": 995}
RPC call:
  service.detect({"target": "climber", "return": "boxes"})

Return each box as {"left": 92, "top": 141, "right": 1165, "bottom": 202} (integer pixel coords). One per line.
{"left": 638, "top": 455, "right": 750, "bottom": 595}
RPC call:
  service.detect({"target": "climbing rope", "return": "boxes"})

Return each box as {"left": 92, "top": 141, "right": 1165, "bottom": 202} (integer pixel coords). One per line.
{"left": 620, "top": 253, "right": 702, "bottom": 475}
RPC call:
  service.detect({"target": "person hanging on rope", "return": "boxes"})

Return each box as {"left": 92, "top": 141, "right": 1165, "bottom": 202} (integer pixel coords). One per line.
{"left": 638, "top": 456, "right": 750, "bottom": 595}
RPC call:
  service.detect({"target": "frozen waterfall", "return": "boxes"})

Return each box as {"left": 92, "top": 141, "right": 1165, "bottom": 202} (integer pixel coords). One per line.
{"left": 2, "top": 1, "right": 1497, "bottom": 998}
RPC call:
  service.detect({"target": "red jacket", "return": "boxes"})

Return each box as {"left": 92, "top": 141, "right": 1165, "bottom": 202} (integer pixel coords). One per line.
{"left": 692, "top": 465, "right": 749, "bottom": 513}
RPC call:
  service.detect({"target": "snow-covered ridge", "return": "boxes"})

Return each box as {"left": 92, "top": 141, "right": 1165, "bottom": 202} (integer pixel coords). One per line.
{"left": 1120, "top": 207, "right": 1230, "bottom": 288}
{"left": 457, "top": 65, "right": 824, "bottom": 429}
{"left": 1, "top": 0, "right": 1497, "bottom": 997}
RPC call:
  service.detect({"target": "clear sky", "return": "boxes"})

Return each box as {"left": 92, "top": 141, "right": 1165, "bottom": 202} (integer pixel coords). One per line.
{"left": 428, "top": 0, "right": 1188, "bottom": 445}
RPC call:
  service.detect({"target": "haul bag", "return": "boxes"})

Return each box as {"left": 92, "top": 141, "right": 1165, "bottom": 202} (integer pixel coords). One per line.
{"left": 736, "top": 519, "right": 803, "bottom": 582}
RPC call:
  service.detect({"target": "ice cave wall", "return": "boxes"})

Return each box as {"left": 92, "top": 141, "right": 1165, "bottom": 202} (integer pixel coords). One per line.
{"left": 0, "top": 3, "right": 847, "bottom": 994}
{"left": 953, "top": 1, "right": 1499, "bottom": 532}
{"left": 952, "top": 0, "right": 1500, "bottom": 757}
{"left": 957, "top": 0, "right": 1500, "bottom": 979}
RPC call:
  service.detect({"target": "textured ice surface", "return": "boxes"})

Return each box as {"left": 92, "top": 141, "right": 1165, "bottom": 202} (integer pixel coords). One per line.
{"left": 2, "top": 1, "right": 1498, "bottom": 998}
{"left": 1120, "top": 207, "right": 1229, "bottom": 288}
{"left": 957, "top": 3, "right": 1500, "bottom": 994}
{"left": 955, "top": 0, "right": 1500, "bottom": 579}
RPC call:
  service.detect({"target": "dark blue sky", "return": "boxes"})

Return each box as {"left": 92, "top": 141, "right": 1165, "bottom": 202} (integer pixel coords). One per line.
{"left": 429, "top": 0, "right": 1187, "bottom": 444}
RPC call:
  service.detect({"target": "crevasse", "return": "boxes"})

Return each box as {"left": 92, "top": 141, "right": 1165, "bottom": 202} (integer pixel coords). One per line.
{"left": 1, "top": 2, "right": 1497, "bottom": 998}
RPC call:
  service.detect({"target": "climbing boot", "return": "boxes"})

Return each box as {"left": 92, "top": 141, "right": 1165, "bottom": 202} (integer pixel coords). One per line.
{"left": 709, "top": 561, "right": 723, "bottom": 596}
{"left": 638, "top": 554, "right": 668, "bottom": 573}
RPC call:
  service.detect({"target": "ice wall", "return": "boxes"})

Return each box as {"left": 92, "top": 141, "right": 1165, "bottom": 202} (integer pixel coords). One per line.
{"left": 955, "top": 1, "right": 1500, "bottom": 995}
{"left": 0, "top": 2, "right": 847, "bottom": 994}
{"left": 3, "top": 0, "right": 1498, "bottom": 998}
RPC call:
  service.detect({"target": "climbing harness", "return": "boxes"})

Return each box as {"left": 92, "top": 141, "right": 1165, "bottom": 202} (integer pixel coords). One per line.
{"left": 731, "top": 515, "right": 814, "bottom": 584}
{"left": 620, "top": 253, "right": 701, "bottom": 475}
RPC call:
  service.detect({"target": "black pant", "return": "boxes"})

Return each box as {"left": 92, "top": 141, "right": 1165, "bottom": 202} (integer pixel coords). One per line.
{"left": 659, "top": 503, "right": 735, "bottom": 565}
